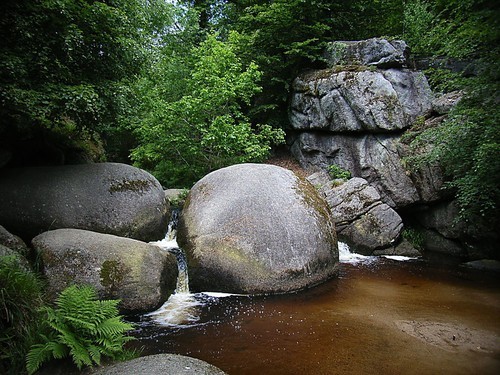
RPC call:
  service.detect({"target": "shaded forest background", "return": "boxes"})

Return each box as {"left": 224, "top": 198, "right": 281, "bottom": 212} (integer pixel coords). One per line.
{"left": 1, "top": 0, "right": 498, "bottom": 225}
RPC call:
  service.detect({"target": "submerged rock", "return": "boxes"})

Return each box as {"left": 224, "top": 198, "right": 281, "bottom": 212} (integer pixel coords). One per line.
{"left": 178, "top": 163, "right": 338, "bottom": 294}
{"left": 32, "top": 229, "right": 177, "bottom": 314}
{"left": 0, "top": 163, "right": 169, "bottom": 242}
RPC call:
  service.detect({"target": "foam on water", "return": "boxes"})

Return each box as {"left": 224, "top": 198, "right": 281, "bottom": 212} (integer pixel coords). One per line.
{"left": 382, "top": 255, "right": 419, "bottom": 262}
{"left": 338, "top": 242, "right": 376, "bottom": 264}
{"left": 144, "top": 293, "right": 202, "bottom": 326}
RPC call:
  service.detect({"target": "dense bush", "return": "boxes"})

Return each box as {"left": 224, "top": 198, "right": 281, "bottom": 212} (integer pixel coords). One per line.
{"left": 0, "top": 255, "right": 44, "bottom": 375}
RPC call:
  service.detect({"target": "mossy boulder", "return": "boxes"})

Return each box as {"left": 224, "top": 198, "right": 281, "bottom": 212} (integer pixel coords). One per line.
{"left": 0, "top": 162, "right": 169, "bottom": 242}
{"left": 178, "top": 163, "right": 338, "bottom": 294}
{"left": 32, "top": 229, "right": 177, "bottom": 314}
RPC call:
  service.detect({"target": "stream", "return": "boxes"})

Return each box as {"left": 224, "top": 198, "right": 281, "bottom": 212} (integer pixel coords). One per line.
{"left": 131, "top": 242, "right": 500, "bottom": 375}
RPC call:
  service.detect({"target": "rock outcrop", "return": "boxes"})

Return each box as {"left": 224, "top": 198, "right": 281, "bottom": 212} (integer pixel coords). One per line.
{"left": 307, "top": 173, "right": 407, "bottom": 255}
{"left": 288, "top": 38, "right": 476, "bottom": 257}
{"left": 290, "top": 68, "right": 432, "bottom": 133}
{"left": 178, "top": 163, "right": 338, "bottom": 294}
{"left": 324, "top": 39, "right": 410, "bottom": 68}
{"left": 32, "top": 229, "right": 177, "bottom": 314}
{"left": 0, "top": 163, "right": 169, "bottom": 242}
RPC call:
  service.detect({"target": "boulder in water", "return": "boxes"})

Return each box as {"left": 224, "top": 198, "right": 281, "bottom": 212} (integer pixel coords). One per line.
{"left": 89, "top": 354, "right": 227, "bottom": 375}
{"left": 0, "top": 163, "right": 169, "bottom": 242}
{"left": 32, "top": 228, "right": 177, "bottom": 314}
{"left": 178, "top": 163, "right": 338, "bottom": 294}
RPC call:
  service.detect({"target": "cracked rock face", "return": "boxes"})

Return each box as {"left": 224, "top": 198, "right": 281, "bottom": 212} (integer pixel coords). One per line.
{"left": 292, "top": 133, "right": 420, "bottom": 208}
{"left": 290, "top": 68, "right": 432, "bottom": 133}
{"left": 324, "top": 38, "right": 410, "bottom": 68}
{"left": 308, "top": 176, "right": 403, "bottom": 254}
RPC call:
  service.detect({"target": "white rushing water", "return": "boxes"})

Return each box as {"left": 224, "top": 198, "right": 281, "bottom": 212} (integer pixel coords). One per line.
{"left": 338, "top": 242, "right": 418, "bottom": 263}
{"left": 147, "top": 211, "right": 243, "bottom": 326}
{"left": 338, "top": 242, "right": 376, "bottom": 264}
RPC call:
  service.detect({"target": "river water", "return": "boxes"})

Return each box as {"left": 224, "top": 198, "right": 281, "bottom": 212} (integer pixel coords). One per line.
{"left": 130, "top": 248, "right": 500, "bottom": 375}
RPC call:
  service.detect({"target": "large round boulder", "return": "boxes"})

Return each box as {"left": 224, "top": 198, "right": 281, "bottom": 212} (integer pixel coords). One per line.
{"left": 178, "top": 163, "right": 338, "bottom": 294}
{"left": 32, "top": 229, "right": 177, "bottom": 314}
{"left": 0, "top": 163, "right": 169, "bottom": 242}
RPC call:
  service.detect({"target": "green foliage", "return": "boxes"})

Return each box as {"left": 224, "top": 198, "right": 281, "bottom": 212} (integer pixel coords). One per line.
{"left": 402, "top": 227, "right": 425, "bottom": 251}
{"left": 131, "top": 32, "right": 284, "bottom": 187}
{"left": 220, "top": 0, "right": 350, "bottom": 127}
{"left": 26, "top": 285, "right": 135, "bottom": 374}
{"left": 328, "top": 164, "right": 352, "bottom": 181}
{"left": 0, "top": 0, "right": 173, "bottom": 164}
{"left": 407, "top": 81, "right": 499, "bottom": 224}
{"left": 0, "top": 255, "right": 45, "bottom": 375}
{"left": 401, "top": 0, "right": 500, "bottom": 228}
{"left": 402, "top": 0, "right": 500, "bottom": 58}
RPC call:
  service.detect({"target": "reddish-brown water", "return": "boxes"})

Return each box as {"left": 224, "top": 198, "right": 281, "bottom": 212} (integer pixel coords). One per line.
{"left": 131, "top": 259, "right": 500, "bottom": 375}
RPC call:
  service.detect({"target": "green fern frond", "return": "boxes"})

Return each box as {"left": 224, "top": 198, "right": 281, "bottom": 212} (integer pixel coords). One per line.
{"left": 47, "top": 341, "right": 69, "bottom": 359}
{"left": 26, "top": 284, "right": 135, "bottom": 372}
{"left": 26, "top": 342, "right": 56, "bottom": 375}
{"left": 87, "top": 345, "right": 102, "bottom": 365}
{"left": 95, "top": 316, "right": 134, "bottom": 338}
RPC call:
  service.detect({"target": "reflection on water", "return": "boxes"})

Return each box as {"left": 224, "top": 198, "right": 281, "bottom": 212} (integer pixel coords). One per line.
{"left": 130, "top": 253, "right": 500, "bottom": 375}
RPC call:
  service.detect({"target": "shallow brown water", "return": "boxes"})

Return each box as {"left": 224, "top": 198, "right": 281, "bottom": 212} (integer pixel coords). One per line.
{"left": 131, "top": 259, "right": 500, "bottom": 375}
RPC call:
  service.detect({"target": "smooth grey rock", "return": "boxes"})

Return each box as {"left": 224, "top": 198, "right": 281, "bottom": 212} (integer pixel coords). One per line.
{"left": 290, "top": 69, "right": 432, "bottom": 133}
{"left": 178, "top": 163, "right": 338, "bottom": 294}
{"left": 32, "top": 229, "right": 177, "bottom": 314}
{"left": 291, "top": 133, "right": 420, "bottom": 208}
{"left": 0, "top": 225, "right": 30, "bottom": 258}
{"left": 0, "top": 163, "right": 169, "bottom": 242}
{"left": 324, "top": 39, "right": 410, "bottom": 68}
{"left": 90, "top": 354, "right": 227, "bottom": 375}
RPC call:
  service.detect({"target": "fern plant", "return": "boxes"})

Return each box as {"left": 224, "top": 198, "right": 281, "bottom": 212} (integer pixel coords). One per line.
{"left": 26, "top": 285, "right": 135, "bottom": 374}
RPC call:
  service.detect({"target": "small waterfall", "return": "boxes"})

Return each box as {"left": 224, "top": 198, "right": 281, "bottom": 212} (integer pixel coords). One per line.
{"left": 147, "top": 209, "right": 201, "bottom": 326}
{"left": 338, "top": 242, "right": 418, "bottom": 264}
{"left": 167, "top": 247, "right": 189, "bottom": 294}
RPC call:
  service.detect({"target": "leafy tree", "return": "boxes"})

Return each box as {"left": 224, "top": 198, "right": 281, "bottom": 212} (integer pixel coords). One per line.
{"left": 131, "top": 32, "right": 284, "bottom": 187}
{"left": 0, "top": 0, "right": 157, "bottom": 165}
